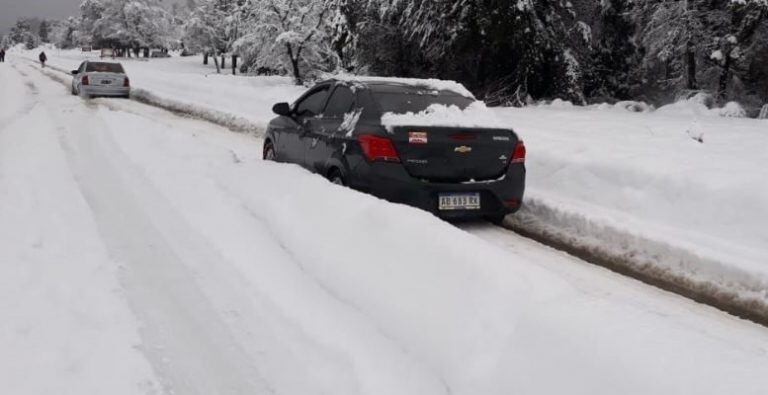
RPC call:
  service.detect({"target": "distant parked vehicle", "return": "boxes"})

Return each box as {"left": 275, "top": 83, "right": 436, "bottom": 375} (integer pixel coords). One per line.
{"left": 263, "top": 78, "right": 526, "bottom": 223}
{"left": 100, "top": 48, "right": 115, "bottom": 58}
{"left": 71, "top": 61, "right": 130, "bottom": 99}
{"left": 150, "top": 50, "right": 170, "bottom": 58}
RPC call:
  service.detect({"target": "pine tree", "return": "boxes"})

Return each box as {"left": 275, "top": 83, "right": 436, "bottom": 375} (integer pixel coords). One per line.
{"left": 584, "top": 0, "right": 637, "bottom": 100}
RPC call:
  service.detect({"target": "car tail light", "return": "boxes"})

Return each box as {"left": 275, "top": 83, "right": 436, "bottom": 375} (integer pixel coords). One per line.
{"left": 123, "top": 77, "right": 130, "bottom": 87}
{"left": 511, "top": 140, "right": 526, "bottom": 164}
{"left": 504, "top": 198, "right": 521, "bottom": 208}
{"left": 358, "top": 135, "right": 400, "bottom": 163}
{"left": 82, "top": 75, "right": 89, "bottom": 85}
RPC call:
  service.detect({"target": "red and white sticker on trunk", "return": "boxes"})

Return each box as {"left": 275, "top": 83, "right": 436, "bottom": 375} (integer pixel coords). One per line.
{"left": 409, "top": 131, "right": 428, "bottom": 144}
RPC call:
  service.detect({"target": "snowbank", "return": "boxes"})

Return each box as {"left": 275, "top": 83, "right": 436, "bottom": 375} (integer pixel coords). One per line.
{"left": 717, "top": 101, "right": 747, "bottom": 117}
{"left": 593, "top": 100, "right": 654, "bottom": 113}
{"left": 657, "top": 92, "right": 747, "bottom": 118}
{"left": 493, "top": 104, "right": 768, "bottom": 316}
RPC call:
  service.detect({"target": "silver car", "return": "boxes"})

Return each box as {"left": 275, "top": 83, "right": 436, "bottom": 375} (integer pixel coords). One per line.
{"left": 71, "top": 61, "right": 130, "bottom": 98}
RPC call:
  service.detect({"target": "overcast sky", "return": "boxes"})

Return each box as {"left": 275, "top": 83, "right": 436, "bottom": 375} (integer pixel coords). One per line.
{"left": 0, "top": 0, "right": 181, "bottom": 35}
{"left": 0, "top": 0, "right": 82, "bottom": 34}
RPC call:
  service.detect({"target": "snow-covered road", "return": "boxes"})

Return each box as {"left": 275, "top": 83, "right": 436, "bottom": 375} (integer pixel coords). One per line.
{"left": 3, "top": 58, "right": 768, "bottom": 395}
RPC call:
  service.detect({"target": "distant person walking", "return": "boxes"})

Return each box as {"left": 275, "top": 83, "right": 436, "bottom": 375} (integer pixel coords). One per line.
{"left": 39, "top": 51, "right": 47, "bottom": 68}
{"left": 0, "top": 48, "right": 6, "bottom": 63}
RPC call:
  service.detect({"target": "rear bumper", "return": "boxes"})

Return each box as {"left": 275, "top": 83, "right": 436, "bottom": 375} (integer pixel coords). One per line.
{"left": 348, "top": 160, "right": 526, "bottom": 219}
{"left": 82, "top": 86, "right": 130, "bottom": 97}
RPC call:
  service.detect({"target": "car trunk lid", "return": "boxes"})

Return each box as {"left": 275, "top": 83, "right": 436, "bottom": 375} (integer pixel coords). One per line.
{"left": 389, "top": 126, "right": 518, "bottom": 182}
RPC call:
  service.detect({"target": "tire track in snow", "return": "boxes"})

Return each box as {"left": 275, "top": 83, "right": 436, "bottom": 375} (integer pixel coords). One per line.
{"left": 20, "top": 57, "right": 280, "bottom": 395}
{"left": 0, "top": 61, "right": 39, "bottom": 133}
{"left": 58, "top": 137, "right": 274, "bottom": 395}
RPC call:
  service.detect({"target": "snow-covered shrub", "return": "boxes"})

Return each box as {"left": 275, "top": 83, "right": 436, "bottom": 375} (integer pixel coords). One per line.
{"left": 658, "top": 92, "right": 716, "bottom": 116}
{"left": 759, "top": 104, "right": 768, "bottom": 119}
{"left": 717, "top": 102, "right": 747, "bottom": 117}
{"left": 549, "top": 98, "right": 574, "bottom": 108}
{"left": 614, "top": 101, "right": 654, "bottom": 112}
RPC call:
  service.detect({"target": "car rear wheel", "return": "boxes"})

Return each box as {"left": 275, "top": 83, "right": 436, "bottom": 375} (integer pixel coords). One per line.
{"left": 486, "top": 214, "right": 507, "bottom": 225}
{"left": 328, "top": 168, "right": 346, "bottom": 186}
{"left": 263, "top": 141, "right": 276, "bottom": 161}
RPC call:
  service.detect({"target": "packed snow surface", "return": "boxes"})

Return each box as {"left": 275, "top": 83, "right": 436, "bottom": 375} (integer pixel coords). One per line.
{"left": 381, "top": 102, "right": 505, "bottom": 131}
{"left": 4, "top": 51, "right": 768, "bottom": 394}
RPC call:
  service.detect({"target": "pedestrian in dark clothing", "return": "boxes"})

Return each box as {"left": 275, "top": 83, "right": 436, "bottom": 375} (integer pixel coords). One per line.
{"left": 0, "top": 48, "right": 6, "bottom": 62}
{"left": 39, "top": 51, "right": 47, "bottom": 68}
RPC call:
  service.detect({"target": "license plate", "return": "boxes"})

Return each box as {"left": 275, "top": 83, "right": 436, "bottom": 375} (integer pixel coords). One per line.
{"left": 439, "top": 193, "right": 481, "bottom": 211}
{"left": 100, "top": 79, "right": 113, "bottom": 85}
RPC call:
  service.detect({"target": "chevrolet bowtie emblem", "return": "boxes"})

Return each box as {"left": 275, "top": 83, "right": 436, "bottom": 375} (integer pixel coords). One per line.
{"left": 454, "top": 146, "right": 472, "bottom": 153}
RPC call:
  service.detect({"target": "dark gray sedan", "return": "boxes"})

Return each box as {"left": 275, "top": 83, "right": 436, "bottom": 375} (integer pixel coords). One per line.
{"left": 263, "top": 78, "right": 526, "bottom": 223}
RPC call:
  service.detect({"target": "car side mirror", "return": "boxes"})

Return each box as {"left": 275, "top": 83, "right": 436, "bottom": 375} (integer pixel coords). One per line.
{"left": 71, "top": 70, "right": 78, "bottom": 75}
{"left": 273, "top": 102, "right": 291, "bottom": 117}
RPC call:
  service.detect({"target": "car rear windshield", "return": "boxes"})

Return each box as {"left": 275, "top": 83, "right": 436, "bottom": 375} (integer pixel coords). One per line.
{"left": 371, "top": 85, "right": 474, "bottom": 114}
{"left": 86, "top": 62, "right": 125, "bottom": 73}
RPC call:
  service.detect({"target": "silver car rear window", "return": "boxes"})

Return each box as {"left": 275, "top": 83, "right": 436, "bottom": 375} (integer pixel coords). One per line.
{"left": 86, "top": 62, "right": 125, "bottom": 73}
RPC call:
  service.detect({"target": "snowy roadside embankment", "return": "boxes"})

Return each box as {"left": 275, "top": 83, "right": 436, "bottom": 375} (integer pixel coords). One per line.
{"left": 495, "top": 104, "right": 768, "bottom": 320}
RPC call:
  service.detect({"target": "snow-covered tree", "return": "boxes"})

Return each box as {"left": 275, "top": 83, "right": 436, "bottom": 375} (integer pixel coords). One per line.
{"left": 78, "top": 0, "right": 106, "bottom": 45}
{"left": 9, "top": 19, "right": 42, "bottom": 49}
{"left": 38, "top": 20, "right": 52, "bottom": 43}
{"left": 0, "top": 35, "right": 13, "bottom": 50}
{"left": 51, "top": 17, "right": 81, "bottom": 48}
{"left": 340, "top": 0, "right": 591, "bottom": 104}
{"left": 183, "top": 0, "right": 246, "bottom": 71}
{"left": 234, "top": 0, "right": 335, "bottom": 83}
{"left": 634, "top": 0, "right": 768, "bottom": 103}
{"left": 93, "top": 0, "right": 175, "bottom": 50}
{"left": 583, "top": 0, "right": 637, "bottom": 100}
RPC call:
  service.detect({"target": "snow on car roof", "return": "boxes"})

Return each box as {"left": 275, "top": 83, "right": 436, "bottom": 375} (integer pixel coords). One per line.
{"left": 325, "top": 75, "right": 475, "bottom": 98}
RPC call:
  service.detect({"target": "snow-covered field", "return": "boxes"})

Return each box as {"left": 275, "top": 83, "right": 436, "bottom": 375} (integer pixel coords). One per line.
{"left": 16, "top": 47, "right": 768, "bottom": 316}
{"left": 3, "top": 51, "right": 768, "bottom": 394}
